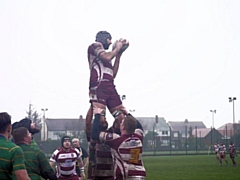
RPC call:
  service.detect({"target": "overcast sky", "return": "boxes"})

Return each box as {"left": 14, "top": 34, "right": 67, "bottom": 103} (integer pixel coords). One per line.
{"left": 1, "top": 0, "right": 240, "bottom": 129}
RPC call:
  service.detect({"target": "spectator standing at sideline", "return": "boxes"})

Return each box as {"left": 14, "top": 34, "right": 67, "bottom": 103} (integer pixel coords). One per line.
{"left": 12, "top": 127, "right": 57, "bottom": 180}
{"left": 72, "top": 138, "right": 89, "bottom": 177}
{"left": 0, "top": 112, "right": 30, "bottom": 180}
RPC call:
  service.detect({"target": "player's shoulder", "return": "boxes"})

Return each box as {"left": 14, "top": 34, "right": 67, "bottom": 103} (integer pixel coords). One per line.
{"left": 68, "top": 147, "right": 80, "bottom": 155}
{"left": 5, "top": 143, "right": 24, "bottom": 159}
{"left": 52, "top": 147, "right": 62, "bottom": 154}
{"left": 4, "top": 140, "right": 23, "bottom": 152}
{"left": 72, "top": 147, "right": 80, "bottom": 153}
{"left": 89, "top": 42, "right": 101, "bottom": 49}
{"left": 135, "top": 128, "right": 144, "bottom": 136}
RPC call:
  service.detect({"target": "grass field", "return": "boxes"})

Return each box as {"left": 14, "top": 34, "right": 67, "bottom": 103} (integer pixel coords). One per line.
{"left": 143, "top": 155, "right": 239, "bottom": 180}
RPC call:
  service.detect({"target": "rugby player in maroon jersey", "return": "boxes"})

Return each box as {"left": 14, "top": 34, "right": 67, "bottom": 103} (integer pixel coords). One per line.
{"left": 219, "top": 143, "right": 229, "bottom": 167}
{"left": 214, "top": 142, "right": 220, "bottom": 164}
{"left": 50, "top": 136, "right": 85, "bottom": 180}
{"left": 86, "top": 31, "right": 129, "bottom": 169}
{"left": 228, "top": 142, "right": 237, "bottom": 167}
{"left": 91, "top": 107, "right": 146, "bottom": 180}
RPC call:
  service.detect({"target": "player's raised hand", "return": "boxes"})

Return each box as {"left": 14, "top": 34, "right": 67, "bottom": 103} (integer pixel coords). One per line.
{"left": 113, "top": 40, "right": 123, "bottom": 50}
{"left": 119, "top": 39, "right": 129, "bottom": 53}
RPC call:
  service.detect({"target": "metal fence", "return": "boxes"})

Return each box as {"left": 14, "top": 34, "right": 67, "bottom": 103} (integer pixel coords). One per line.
{"left": 142, "top": 125, "right": 240, "bottom": 156}
{"left": 35, "top": 125, "right": 240, "bottom": 157}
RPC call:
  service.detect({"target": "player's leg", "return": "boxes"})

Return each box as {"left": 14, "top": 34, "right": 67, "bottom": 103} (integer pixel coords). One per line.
{"left": 109, "top": 104, "right": 126, "bottom": 134}
{"left": 218, "top": 153, "right": 221, "bottom": 165}
{"left": 224, "top": 157, "right": 228, "bottom": 166}
{"left": 230, "top": 155, "right": 235, "bottom": 166}
{"left": 85, "top": 106, "right": 93, "bottom": 142}
{"left": 88, "top": 89, "right": 110, "bottom": 169}
{"left": 233, "top": 156, "right": 237, "bottom": 166}
{"left": 92, "top": 102, "right": 108, "bottom": 127}
{"left": 219, "top": 156, "right": 222, "bottom": 166}
{"left": 106, "top": 89, "right": 128, "bottom": 134}
{"left": 88, "top": 102, "right": 106, "bottom": 167}
{"left": 215, "top": 153, "right": 220, "bottom": 165}
{"left": 86, "top": 103, "right": 108, "bottom": 140}
{"left": 89, "top": 89, "right": 109, "bottom": 127}
{"left": 230, "top": 152, "right": 237, "bottom": 166}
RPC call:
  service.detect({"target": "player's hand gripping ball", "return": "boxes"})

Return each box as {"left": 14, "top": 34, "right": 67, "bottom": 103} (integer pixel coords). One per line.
{"left": 112, "top": 39, "right": 129, "bottom": 53}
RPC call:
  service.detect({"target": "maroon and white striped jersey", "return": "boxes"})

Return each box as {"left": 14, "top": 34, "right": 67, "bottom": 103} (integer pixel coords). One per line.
{"left": 214, "top": 143, "right": 219, "bottom": 153}
{"left": 99, "top": 129, "right": 146, "bottom": 180}
{"left": 88, "top": 43, "right": 114, "bottom": 89}
{"left": 50, "top": 147, "right": 81, "bottom": 177}
{"left": 229, "top": 143, "right": 236, "bottom": 156}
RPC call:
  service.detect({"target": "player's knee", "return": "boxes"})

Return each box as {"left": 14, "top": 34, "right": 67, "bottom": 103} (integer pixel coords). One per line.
{"left": 112, "top": 110, "right": 125, "bottom": 129}
{"left": 112, "top": 109, "right": 124, "bottom": 119}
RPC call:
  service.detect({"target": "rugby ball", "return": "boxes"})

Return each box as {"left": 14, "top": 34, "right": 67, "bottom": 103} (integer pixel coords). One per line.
{"left": 112, "top": 39, "right": 129, "bottom": 53}
{"left": 119, "top": 40, "right": 129, "bottom": 53}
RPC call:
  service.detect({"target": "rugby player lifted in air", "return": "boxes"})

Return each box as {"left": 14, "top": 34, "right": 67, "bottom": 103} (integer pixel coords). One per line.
{"left": 86, "top": 31, "right": 129, "bottom": 139}
{"left": 85, "top": 31, "right": 129, "bottom": 166}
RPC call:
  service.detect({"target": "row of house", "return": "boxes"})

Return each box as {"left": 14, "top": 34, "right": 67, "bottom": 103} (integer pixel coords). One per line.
{"left": 40, "top": 115, "right": 240, "bottom": 149}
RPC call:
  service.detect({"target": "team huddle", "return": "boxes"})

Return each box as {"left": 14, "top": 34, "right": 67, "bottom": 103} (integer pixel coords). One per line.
{"left": 214, "top": 142, "right": 237, "bottom": 167}
{"left": 0, "top": 31, "right": 146, "bottom": 180}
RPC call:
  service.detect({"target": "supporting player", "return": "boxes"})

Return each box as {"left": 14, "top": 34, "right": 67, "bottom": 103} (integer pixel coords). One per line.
{"left": 87, "top": 122, "right": 114, "bottom": 180}
{"left": 91, "top": 107, "right": 146, "bottom": 179}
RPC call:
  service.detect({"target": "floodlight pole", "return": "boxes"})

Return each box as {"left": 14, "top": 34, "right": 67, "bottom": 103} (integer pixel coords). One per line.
{"left": 210, "top": 110, "right": 216, "bottom": 145}
{"left": 41, "top": 108, "right": 48, "bottom": 141}
{"left": 229, "top": 97, "right": 237, "bottom": 144}
{"left": 210, "top": 110, "right": 216, "bottom": 129}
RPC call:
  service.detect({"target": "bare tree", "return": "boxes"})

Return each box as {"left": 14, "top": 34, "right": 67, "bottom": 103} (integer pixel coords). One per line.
{"left": 26, "top": 103, "right": 42, "bottom": 129}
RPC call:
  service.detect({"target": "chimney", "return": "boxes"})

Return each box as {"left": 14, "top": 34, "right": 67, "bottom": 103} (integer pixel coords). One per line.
{"left": 79, "top": 115, "right": 83, "bottom": 120}
{"left": 155, "top": 115, "right": 158, "bottom": 124}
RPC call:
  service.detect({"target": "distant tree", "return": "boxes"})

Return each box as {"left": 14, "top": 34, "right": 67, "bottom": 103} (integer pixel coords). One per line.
{"left": 26, "top": 103, "right": 42, "bottom": 129}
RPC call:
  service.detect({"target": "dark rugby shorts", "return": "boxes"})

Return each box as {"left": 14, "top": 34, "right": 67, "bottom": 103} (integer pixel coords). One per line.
{"left": 89, "top": 86, "right": 122, "bottom": 110}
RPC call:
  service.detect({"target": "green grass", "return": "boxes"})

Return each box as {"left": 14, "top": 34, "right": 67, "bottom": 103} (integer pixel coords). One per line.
{"left": 143, "top": 155, "right": 239, "bottom": 180}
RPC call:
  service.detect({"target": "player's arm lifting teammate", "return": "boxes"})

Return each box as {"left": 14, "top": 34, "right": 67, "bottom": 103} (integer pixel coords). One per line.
{"left": 91, "top": 107, "right": 146, "bottom": 179}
